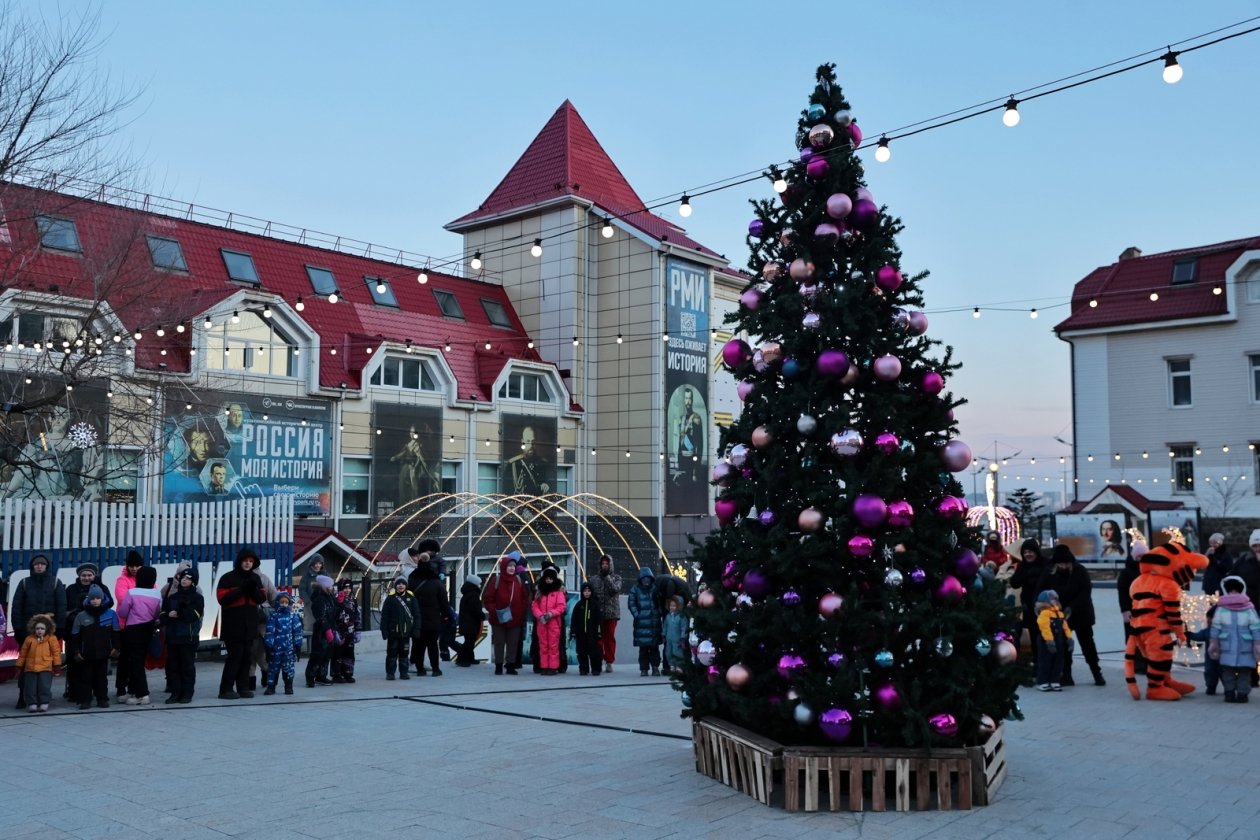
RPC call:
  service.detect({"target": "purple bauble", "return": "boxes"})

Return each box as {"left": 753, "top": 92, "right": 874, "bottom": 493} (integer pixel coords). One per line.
{"left": 850, "top": 198, "right": 879, "bottom": 228}
{"left": 711, "top": 461, "right": 735, "bottom": 486}
{"left": 856, "top": 187, "right": 874, "bottom": 202}
{"left": 936, "top": 495, "right": 967, "bottom": 517}
{"left": 739, "top": 287, "right": 764, "bottom": 311}
{"left": 874, "top": 683, "right": 902, "bottom": 711}
{"left": 757, "top": 509, "right": 776, "bottom": 528}
{"left": 874, "top": 432, "right": 900, "bottom": 455}
{"left": 722, "top": 560, "right": 741, "bottom": 589}
{"left": 908, "top": 310, "right": 929, "bottom": 335}
{"left": 819, "top": 707, "right": 854, "bottom": 742}
{"left": 953, "top": 548, "right": 980, "bottom": 579}
{"left": 853, "top": 494, "right": 888, "bottom": 528}
{"left": 939, "top": 440, "right": 973, "bottom": 473}
{"left": 806, "top": 157, "right": 830, "bottom": 179}
{"left": 736, "top": 381, "right": 754, "bottom": 402}
{"left": 827, "top": 651, "right": 845, "bottom": 668}
{"left": 848, "top": 535, "right": 874, "bottom": 557}
{"left": 743, "top": 568, "right": 770, "bottom": 597}
{"left": 782, "top": 589, "right": 801, "bottom": 607}
{"left": 887, "top": 500, "right": 914, "bottom": 528}
{"left": 873, "top": 354, "right": 902, "bottom": 381}
{"left": 729, "top": 444, "right": 750, "bottom": 467}
{"left": 818, "top": 593, "right": 843, "bottom": 617}
{"left": 798, "top": 507, "right": 825, "bottom": 532}
{"left": 921, "top": 371, "right": 945, "bottom": 395}
{"left": 909, "top": 567, "right": 928, "bottom": 586}
{"left": 722, "top": 339, "right": 751, "bottom": 369}
{"left": 875, "top": 265, "right": 903, "bottom": 293}
{"left": 814, "top": 222, "right": 841, "bottom": 246}
{"left": 748, "top": 219, "right": 765, "bottom": 238}
{"left": 847, "top": 122, "right": 863, "bottom": 148}
{"left": 798, "top": 282, "right": 820, "bottom": 302}
{"left": 929, "top": 713, "right": 959, "bottom": 737}
{"left": 707, "top": 664, "right": 721, "bottom": 683}
{"left": 829, "top": 428, "right": 864, "bottom": 457}
{"left": 776, "top": 653, "right": 807, "bottom": 680}
{"left": 934, "top": 575, "right": 966, "bottom": 603}
{"left": 817, "top": 349, "right": 850, "bottom": 377}
{"left": 715, "top": 498, "right": 740, "bottom": 525}
{"left": 825, "top": 193, "right": 853, "bottom": 220}
{"left": 802, "top": 312, "right": 822, "bottom": 330}
{"left": 799, "top": 146, "right": 814, "bottom": 163}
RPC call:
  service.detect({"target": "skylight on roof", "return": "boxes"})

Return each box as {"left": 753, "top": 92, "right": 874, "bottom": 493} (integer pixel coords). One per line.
{"left": 433, "top": 289, "right": 464, "bottom": 319}
{"left": 306, "top": 265, "right": 339, "bottom": 296}
{"left": 1171, "top": 259, "right": 1198, "bottom": 285}
{"left": 147, "top": 235, "right": 187, "bottom": 271}
{"left": 481, "top": 298, "right": 511, "bottom": 328}
{"left": 366, "top": 276, "right": 399, "bottom": 308}
{"left": 221, "top": 249, "right": 260, "bottom": 285}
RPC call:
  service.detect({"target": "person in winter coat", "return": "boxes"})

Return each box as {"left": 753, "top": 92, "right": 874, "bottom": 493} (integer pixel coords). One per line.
{"left": 483, "top": 555, "right": 528, "bottom": 675}
{"left": 981, "top": 531, "right": 1013, "bottom": 571}
{"left": 117, "top": 566, "right": 162, "bottom": 705}
{"left": 264, "top": 591, "right": 303, "bottom": 695}
{"left": 1038, "top": 544, "right": 1103, "bottom": 686}
{"left": 1202, "top": 533, "right": 1233, "bottom": 595}
{"left": 629, "top": 566, "right": 662, "bottom": 676}
{"left": 299, "top": 553, "right": 326, "bottom": 632}
{"left": 111, "top": 550, "right": 143, "bottom": 699}
{"left": 16, "top": 613, "right": 60, "bottom": 712}
{"left": 380, "top": 576, "right": 419, "bottom": 679}
{"left": 1116, "top": 547, "right": 1146, "bottom": 675}
{"left": 217, "top": 547, "right": 267, "bottom": 699}
{"left": 591, "top": 554, "right": 621, "bottom": 673}
{"left": 570, "top": 582, "right": 602, "bottom": 675}
{"left": 408, "top": 555, "right": 450, "bottom": 677}
{"left": 1207, "top": 575, "right": 1260, "bottom": 703}
{"left": 330, "top": 579, "right": 360, "bottom": 683}
{"left": 62, "top": 562, "right": 109, "bottom": 702}
{"left": 455, "top": 576, "right": 484, "bottom": 667}
{"left": 655, "top": 569, "right": 691, "bottom": 616}
{"left": 160, "top": 568, "right": 203, "bottom": 704}
{"left": 11, "top": 554, "right": 67, "bottom": 709}
{"left": 71, "top": 584, "right": 119, "bottom": 709}
{"left": 511, "top": 555, "right": 535, "bottom": 671}
{"left": 304, "top": 575, "right": 337, "bottom": 687}
{"left": 531, "top": 566, "right": 566, "bottom": 674}
{"left": 1009, "top": 539, "right": 1050, "bottom": 659}
{"left": 1227, "top": 532, "right": 1260, "bottom": 610}
{"left": 1034, "top": 590, "right": 1072, "bottom": 692}
{"left": 662, "top": 596, "right": 689, "bottom": 672}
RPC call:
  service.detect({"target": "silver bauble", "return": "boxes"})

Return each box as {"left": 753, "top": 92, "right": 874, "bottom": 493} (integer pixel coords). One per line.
{"left": 796, "top": 414, "right": 818, "bottom": 435}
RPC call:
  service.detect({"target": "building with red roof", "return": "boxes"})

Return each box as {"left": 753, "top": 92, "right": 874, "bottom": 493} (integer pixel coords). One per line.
{"left": 1054, "top": 237, "right": 1260, "bottom": 516}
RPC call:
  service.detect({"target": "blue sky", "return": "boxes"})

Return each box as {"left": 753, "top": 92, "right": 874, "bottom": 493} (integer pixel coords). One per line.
{"left": 41, "top": 1, "right": 1260, "bottom": 503}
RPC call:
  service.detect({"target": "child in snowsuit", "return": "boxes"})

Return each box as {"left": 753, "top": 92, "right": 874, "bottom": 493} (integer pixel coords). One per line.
{"left": 455, "top": 575, "right": 484, "bottom": 667}
{"left": 331, "top": 579, "right": 361, "bottom": 683}
{"left": 1186, "top": 604, "right": 1223, "bottom": 694}
{"left": 160, "top": 569, "right": 204, "bottom": 704}
{"left": 1035, "top": 589, "right": 1073, "bottom": 691}
{"left": 1208, "top": 575, "right": 1260, "bottom": 703}
{"left": 531, "top": 565, "right": 566, "bottom": 674}
{"left": 264, "top": 592, "right": 304, "bottom": 695}
{"left": 17, "top": 614, "right": 61, "bottom": 712}
{"left": 662, "top": 595, "right": 689, "bottom": 673}
{"left": 570, "top": 581, "right": 603, "bottom": 675}
{"left": 71, "top": 584, "right": 119, "bottom": 709}
{"left": 380, "top": 576, "right": 419, "bottom": 679}
{"left": 629, "top": 566, "right": 663, "bottom": 676}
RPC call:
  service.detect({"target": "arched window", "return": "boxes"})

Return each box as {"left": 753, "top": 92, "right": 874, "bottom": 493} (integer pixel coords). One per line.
{"left": 205, "top": 310, "right": 297, "bottom": 377}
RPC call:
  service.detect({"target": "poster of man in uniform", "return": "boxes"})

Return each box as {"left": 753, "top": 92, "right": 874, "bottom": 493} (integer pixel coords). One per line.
{"left": 163, "top": 390, "right": 332, "bottom": 515}
{"left": 0, "top": 375, "right": 109, "bottom": 501}
{"left": 372, "top": 402, "right": 442, "bottom": 515}
{"left": 664, "top": 258, "right": 709, "bottom": 514}
{"left": 500, "top": 414, "right": 556, "bottom": 496}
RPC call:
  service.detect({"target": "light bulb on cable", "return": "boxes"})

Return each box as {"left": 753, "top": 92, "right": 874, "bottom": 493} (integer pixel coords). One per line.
{"left": 417, "top": 271, "right": 428, "bottom": 284}
{"left": 530, "top": 238, "right": 542, "bottom": 258}
{"left": 1161, "top": 51, "right": 1183, "bottom": 84}
{"left": 772, "top": 178, "right": 788, "bottom": 193}
{"left": 874, "top": 136, "right": 891, "bottom": 163}
{"left": 328, "top": 292, "right": 338, "bottom": 304}
{"left": 375, "top": 280, "right": 386, "bottom": 294}
{"left": 295, "top": 296, "right": 305, "bottom": 312}
{"left": 470, "top": 251, "right": 482, "bottom": 271}
{"left": 972, "top": 307, "right": 981, "bottom": 319}
{"left": 678, "top": 195, "right": 692, "bottom": 217}
{"left": 1002, "top": 98, "right": 1020, "bottom": 127}
{"left": 601, "top": 218, "right": 614, "bottom": 238}
{"left": 1089, "top": 298, "right": 1098, "bottom": 308}
{"left": 1029, "top": 308, "right": 1038, "bottom": 319}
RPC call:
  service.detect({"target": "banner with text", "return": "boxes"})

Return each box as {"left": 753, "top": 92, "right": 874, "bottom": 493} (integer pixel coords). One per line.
{"left": 664, "top": 258, "right": 709, "bottom": 514}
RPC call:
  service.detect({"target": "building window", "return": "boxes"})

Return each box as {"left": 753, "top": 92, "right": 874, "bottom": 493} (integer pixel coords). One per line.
{"left": 1170, "top": 445, "right": 1195, "bottom": 493}
{"left": 221, "top": 249, "right": 260, "bottom": 285}
{"left": 1170, "top": 259, "right": 1198, "bottom": 285}
{"left": 205, "top": 310, "right": 296, "bottom": 377}
{"left": 441, "top": 461, "right": 460, "bottom": 494}
{"left": 342, "top": 457, "right": 370, "bottom": 516}
{"left": 1251, "top": 356, "right": 1260, "bottom": 403}
{"left": 497, "top": 372, "right": 553, "bottom": 403}
{"left": 433, "top": 290, "right": 464, "bottom": 319}
{"left": 35, "top": 216, "right": 82, "bottom": 252}
{"left": 368, "top": 356, "right": 438, "bottom": 391}
{"left": 146, "top": 235, "right": 187, "bottom": 271}
{"left": 1168, "top": 359, "right": 1192, "bottom": 407}
{"left": 476, "top": 463, "right": 500, "bottom": 495}
{"left": 365, "top": 276, "right": 399, "bottom": 308}
{"left": 306, "top": 266, "right": 339, "bottom": 297}
{"left": 555, "top": 464, "right": 573, "bottom": 495}
{"left": 481, "top": 299, "right": 512, "bottom": 328}
{"left": 4, "top": 312, "right": 79, "bottom": 349}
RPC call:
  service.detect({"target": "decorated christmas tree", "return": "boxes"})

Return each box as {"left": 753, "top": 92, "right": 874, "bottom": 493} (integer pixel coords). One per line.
{"left": 678, "top": 65, "right": 1026, "bottom": 748}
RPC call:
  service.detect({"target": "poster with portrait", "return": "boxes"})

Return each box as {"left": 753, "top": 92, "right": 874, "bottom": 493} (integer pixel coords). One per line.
{"left": 664, "top": 258, "right": 709, "bottom": 514}
{"left": 1149, "top": 508, "right": 1200, "bottom": 552}
{"left": 163, "top": 390, "right": 332, "bottom": 515}
{"left": 0, "top": 374, "right": 109, "bottom": 501}
{"left": 500, "top": 414, "right": 556, "bottom": 496}
{"left": 371, "top": 402, "right": 443, "bottom": 516}
{"left": 1051, "top": 512, "right": 1130, "bottom": 564}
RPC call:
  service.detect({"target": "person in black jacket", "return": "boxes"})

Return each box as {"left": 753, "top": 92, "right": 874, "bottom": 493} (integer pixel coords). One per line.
{"left": 454, "top": 575, "right": 484, "bottom": 666}
{"left": 1039, "top": 544, "right": 1103, "bottom": 686}
{"left": 11, "top": 554, "right": 66, "bottom": 708}
{"left": 409, "top": 555, "right": 449, "bottom": 676}
{"left": 70, "top": 584, "right": 120, "bottom": 709}
{"left": 570, "top": 581, "right": 603, "bottom": 675}
{"left": 1009, "top": 539, "right": 1049, "bottom": 658}
{"left": 304, "top": 574, "right": 336, "bottom": 687}
{"left": 1116, "top": 549, "right": 1145, "bottom": 675}
{"left": 216, "top": 547, "right": 267, "bottom": 699}
{"left": 62, "top": 562, "right": 110, "bottom": 702}
{"left": 1202, "top": 533, "right": 1232, "bottom": 595}
{"left": 161, "top": 568, "right": 204, "bottom": 703}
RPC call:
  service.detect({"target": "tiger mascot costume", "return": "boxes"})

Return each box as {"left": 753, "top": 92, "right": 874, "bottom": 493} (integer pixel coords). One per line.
{"left": 1125, "top": 540, "right": 1209, "bottom": 700}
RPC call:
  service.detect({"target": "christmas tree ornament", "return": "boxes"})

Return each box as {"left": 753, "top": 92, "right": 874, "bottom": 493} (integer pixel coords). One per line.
{"left": 711, "top": 461, "right": 735, "bottom": 486}
{"left": 779, "top": 228, "right": 796, "bottom": 247}
{"left": 884, "top": 568, "right": 904, "bottom": 588}
{"left": 789, "top": 259, "right": 816, "bottom": 281}
{"left": 695, "top": 641, "right": 716, "bottom": 666}
{"left": 856, "top": 187, "right": 874, "bottom": 202}
{"left": 735, "top": 593, "right": 754, "bottom": 609}
{"left": 848, "top": 535, "right": 875, "bottom": 557}
{"left": 840, "top": 366, "right": 860, "bottom": 386}
{"left": 975, "top": 638, "right": 993, "bottom": 657}
{"left": 722, "top": 339, "right": 752, "bottom": 369}
{"left": 726, "top": 663, "right": 751, "bottom": 689}
{"left": 829, "top": 428, "right": 863, "bottom": 456}
{"left": 934, "top": 637, "right": 954, "bottom": 657}
{"left": 874, "top": 432, "right": 900, "bottom": 454}
{"left": 736, "top": 381, "right": 755, "bottom": 401}
{"left": 929, "top": 713, "right": 959, "bottom": 737}
{"left": 825, "top": 192, "right": 853, "bottom": 219}
{"left": 978, "top": 714, "right": 997, "bottom": 734}
{"left": 799, "top": 147, "right": 814, "bottom": 164}
{"left": 874, "top": 682, "right": 902, "bottom": 711}
{"left": 777, "top": 653, "right": 808, "bottom": 679}
{"left": 715, "top": 498, "right": 740, "bottom": 525}
{"left": 953, "top": 548, "right": 980, "bottom": 578}
{"left": 935, "top": 495, "right": 967, "bottom": 517}
{"left": 808, "top": 123, "right": 835, "bottom": 148}
{"left": 940, "top": 439, "right": 973, "bottom": 472}
{"left": 891, "top": 308, "right": 911, "bottom": 330}
{"left": 875, "top": 265, "right": 903, "bottom": 293}
{"left": 782, "top": 589, "right": 801, "bottom": 606}
{"left": 816, "top": 349, "right": 850, "bottom": 376}
{"left": 827, "top": 651, "right": 846, "bottom": 668}
{"left": 818, "top": 593, "right": 844, "bottom": 618}
{"left": 853, "top": 494, "right": 888, "bottom": 528}
{"left": 909, "top": 567, "right": 927, "bottom": 586}
{"left": 995, "top": 640, "right": 1018, "bottom": 665}
{"left": 761, "top": 261, "right": 787, "bottom": 281}
{"left": 802, "top": 312, "right": 822, "bottom": 330}
{"left": 707, "top": 664, "right": 721, "bottom": 683}
{"left": 920, "top": 371, "right": 945, "bottom": 395}
{"left": 752, "top": 349, "right": 769, "bottom": 373}
{"left": 748, "top": 219, "right": 766, "bottom": 238}
{"left": 796, "top": 414, "right": 818, "bottom": 435}
{"left": 760, "top": 341, "right": 783, "bottom": 364}
{"left": 689, "top": 631, "right": 700, "bottom": 647}
{"left": 794, "top": 703, "right": 816, "bottom": 725}
{"left": 814, "top": 222, "right": 841, "bottom": 246}
{"left": 782, "top": 357, "right": 803, "bottom": 379}
{"left": 908, "top": 310, "right": 929, "bottom": 335}
{"left": 729, "top": 444, "right": 751, "bottom": 467}
{"left": 799, "top": 281, "right": 820, "bottom": 302}
{"left": 722, "top": 561, "right": 742, "bottom": 589}
{"left": 847, "top": 122, "right": 863, "bottom": 147}
{"left": 681, "top": 692, "right": 692, "bottom": 708}
{"left": 696, "top": 589, "right": 716, "bottom": 609}
{"left": 798, "top": 507, "right": 825, "bottom": 532}
{"left": 873, "top": 354, "right": 902, "bottom": 381}
{"left": 739, "top": 287, "right": 764, "bottom": 311}
{"left": 874, "top": 649, "right": 895, "bottom": 668}
{"left": 743, "top": 568, "right": 770, "bottom": 597}
{"left": 757, "top": 509, "right": 777, "bottom": 527}
{"left": 819, "top": 707, "right": 854, "bottom": 742}
{"left": 751, "top": 425, "right": 774, "bottom": 449}
{"left": 807, "top": 103, "right": 826, "bottom": 121}
{"left": 934, "top": 575, "right": 966, "bottom": 603}
{"left": 850, "top": 197, "right": 878, "bottom": 228}
{"left": 805, "top": 157, "right": 830, "bottom": 179}
{"left": 727, "top": 630, "right": 739, "bottom": 643}
{"left": 887, "top": 500, "right": 914, "bottom": 528}
{"left": 832, "top": 108, "right": 853, "bottom": 126}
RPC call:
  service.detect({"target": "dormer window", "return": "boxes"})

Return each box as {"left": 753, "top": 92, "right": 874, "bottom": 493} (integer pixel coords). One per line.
{"left": 36, "top": 216, "right": 82, "bottom": 253}
{"left": 205, "top": 310, "right": 296, "bottom": 376}
{"left": 1171, "top": 258, "right": 1198, "bottom": 285}
{"left": 221, "top": 249, "right": 261, "bottom": 286}
{"left": 369, "top": 356, "right": 439, "bottom": 391}
{"left": 498, "top": 371, "right": 553, "bottom": 403}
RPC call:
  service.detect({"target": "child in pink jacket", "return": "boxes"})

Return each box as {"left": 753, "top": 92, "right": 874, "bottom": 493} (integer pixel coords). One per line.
{"left": 531, "top": 566, "right": 566, "bottom": 674}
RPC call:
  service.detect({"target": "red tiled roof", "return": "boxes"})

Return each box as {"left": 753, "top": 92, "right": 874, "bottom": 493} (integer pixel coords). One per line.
{"left": 1055, "top": 237, "right": 1260, "bottom": 333}
{"left": 1061, "top": 484, "right": 1185, "bottom": 514}
{"left": 447, "top": 101, "right": 723, "bottom": 260}
{"left": 0, "top": 184, "right": 560, "bottom": 403}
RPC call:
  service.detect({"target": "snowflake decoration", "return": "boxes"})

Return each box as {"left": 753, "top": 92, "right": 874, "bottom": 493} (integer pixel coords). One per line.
{"left": 68, "top": 421, "right": 98, "bottom": 449}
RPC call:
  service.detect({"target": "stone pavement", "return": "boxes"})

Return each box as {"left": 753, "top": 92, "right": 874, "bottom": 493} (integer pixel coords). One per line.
{"left": 2, "top": 593, "right": 1258, "bottom": 840}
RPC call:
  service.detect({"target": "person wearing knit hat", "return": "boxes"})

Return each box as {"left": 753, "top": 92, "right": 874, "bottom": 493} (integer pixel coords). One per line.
{"left": 1207, "top": 575, "right": 1260, "bottom": 702}
{"left": 1202, "top": 532, "right": 1233, "bottom": 596}
{"left": 71, "top": 584, "right": 120, "bottom": 709}
{"left": 304, "top": 573, "right": 338, "bottom": 688}
{"left": 161, "top": 562, "right": 205, "bottom": 703}
{"left": 216, "top": 547, "right": 267, "bottom": 700}
{"left": 63, "top": 561, "right": 108, "bottom": 701}
{"left": 1038, "top": 544, "right": 1103, "bottom": 686}
{"left": 1010, "top": 538, "right": 1048, "bottom": 655}
{"left": 380, "top": 576, "right": 419, "bottom": 679}
{"left": 1033, "top": 589, "right": 1072, "bottom": 692}
{"left": 453, "top": 574, "right": 484, "bottom": 667}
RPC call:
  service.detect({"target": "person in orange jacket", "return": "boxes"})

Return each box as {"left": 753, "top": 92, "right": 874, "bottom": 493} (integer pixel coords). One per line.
{"left": 17, "top": 614, "right": 61, "bottom": 712}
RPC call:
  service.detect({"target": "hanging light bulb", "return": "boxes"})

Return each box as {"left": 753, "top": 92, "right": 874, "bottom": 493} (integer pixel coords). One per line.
{"left": 678, "top": 195, "right": 692, "bottom": 217}
{"left": 616, "top": 333, "right": 624, "bottom": 344}
{"left": 263, "top": 304, "right": 273, "bottom": 319}
{"left": 375, "top": 279, "right": 386, "bottom": 294}
{"left": 444, "top": 339, "right": 451, "bottom": 352}
{"left": 625, "top": 450, "right": 631, "bottom": 459}
{"left": 295, "top": 296, "right": 305, "bottom": 311}
{"left": 1149, "top": 292, "right": 1159, "bottom": 301}
{"left": 470, "top": 251, "right": 482, "bottom": 271}
{"left": 526, "top": 340, "right": 534, "bottom": 349}
{"left": 203, "top": 315, "right": 213, "bottom": 329}
{"left": 176, "top": 322, "right": 185, "bottom": 334}
{"left": 1029, "top": 308, "right": 1038, "bottom": 319}
{"left": 1161, "top": 50, "right": 1183, "bottom": 84}
{"left": 972, "top": 307, "right": 981, "bottom": 319}
{"left": 601, "top": 218, "right": 614, "bottom": 239}
{"left": 874, "top": 136, "right": 891, "bottom": 163}
{"left": 1002, "top": 97, "right": 1021, "bottom": 127}
{"left": 328, "top": 292, "right": 338, "bottom": 304}
{"left": 133, "top": 330, "right": 142, "bottom": 341}
{"left": 662, "top": 333, "right": 670, "bottom": 343}
{"left": 417, "top": 271, "right": 428, "bottom": 284}
{"left": 772, "top": 177, "right": 788, "bottom": 193}
{"left": 156, "top": 325, "right": 166, "bottom": 337}
{"left": 1213, "top": 285, "right": 1222, "bottom": 295}
{"left": 572, "top": 336, "right": 579, "bottom": 347}
{"left": 113, "top": 332, "right": 122, "bottom": 343}
{"left": 530, "top": 238, "right": 542, "bottom": 258}
{"left": 1114, "top": 453, "right": 1121, "bottom": 461}
{"left": 231, "top": 311, "right": 240, "bottom": 324}
{"left": 484, "top": 341, "right": 492, "bottom": 351}
{"left": 1089, "top": 298, "right": 1098, "bottom": 308}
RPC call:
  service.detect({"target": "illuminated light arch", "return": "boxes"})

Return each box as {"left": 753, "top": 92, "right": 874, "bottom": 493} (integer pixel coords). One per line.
{"left": 965, "top": 506, "right": 1021, "bottom": 545}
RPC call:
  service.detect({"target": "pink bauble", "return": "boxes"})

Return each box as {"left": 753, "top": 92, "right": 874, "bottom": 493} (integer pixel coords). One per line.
{"left": 739, "top": 288, "right": 764, "bottom": 311}
{"left": 816, "top": 349, "right": 850, "bottom": 377}
{"left": 805, "top": 157, "right": 829, "bottom": 179}
{"left": 853, "top": 494, "right": 888, "bottom": 529}
{"left": 707, "top": 664, "right": 721, "bottom": 683}
{"left": 715, "top": 498, "right": 740, "bottom": 525}
{"left": 825, "top": 193, "right": 853, "bottom": 219}
{"left": 751, "top": 425, "right": 774, "bottom": 449}
{"left": 875, "top": 265, "right": 903, "bottom": 293}
{"left": 696, "top": 590, "right": 716, "bottom": 609}
{"left": 818, "top": 592, "right": 844, "bottom": 618}
{"left": 874, "top": 432, "right": 900, "bottom": 454}
{"left": 929, "top": 713, "right": 959, "bottom": 737}
{"left": 736, "top": 381, "right": 755, "bottom": 402}
{"left": 921, "top": 371, "right": 945, "bottom": 395}
{"left": 778, "top": 228, "right": 796, "bottom": 247}
{"left": 874, "top": 683, "right": 902, "bottom": 711}
{"left": 789, "top": 259, "right": 815, "bottom": 281}
{"left": 760, "top": 341, "right": 783, "bottom": 365}
{"left": 840, "top": 366, "right": 859, "bottom": 386}
{"left": 847, "top": 122, "right": 863, "bottom": 147}
{"left": 798, "top": 507, "right": 825, "bottom": 532}
{"left": 855, "top": 187, "right": 874, "bottom": 203}
{"left": 752, "top": 350, "right": 768, "bottom": 373}
{"left": 726, "top": 663, "right": 751, "bottom": 690}
{"left": 711, "top": 462, "right": 735, "bottom": 486}
{"left": 936, "top": 495, "right": 967, "bottom": 517}
{"left": 776, "top": 653, "right": 807, "bottom": 680}
{"left": 722, "top": 339, "right": 751, "bottom": 369}
{"left": 848, "top": 535, "right": 874, "bottom": 557}
{"left": 814, "top": 222, "right": 841, "bottom": 246}
{"left": 934, "top": 575, "right": 966, "bottom": 603}
{"left": 873, "top": 354, "right": 902, "bottom": 381}
{"left": 939, "top": 440, "right": 973, "bottom": 473}
{"left": 851, "top": 198, "right": 878, "bottom": 228}
{"left": 887, "top": 500, "right": 914, "bottom": 527}
{"left": 953, "top": 548, "right": 980, "bottom": 579}
{"left": 995, "top": 640, "right": 1018, "bottom": 665}
{"left": 908, "top": 310, "right": 929, "bottom": 335}
{"left": 729, "top": 444, "right": 750, "bottom": 467}
{"left": 761, "top": 261, "right": 786, "bottom": 281}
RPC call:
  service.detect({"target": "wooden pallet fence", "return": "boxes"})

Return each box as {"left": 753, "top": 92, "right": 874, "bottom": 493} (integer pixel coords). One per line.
{"left": 693, "top": 718, "right": 784, "bottom": 806}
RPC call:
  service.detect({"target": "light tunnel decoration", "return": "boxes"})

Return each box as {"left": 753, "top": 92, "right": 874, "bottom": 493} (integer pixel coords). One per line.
{"left": 965, "top": 505, "right": 1020, "bottom": 546}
